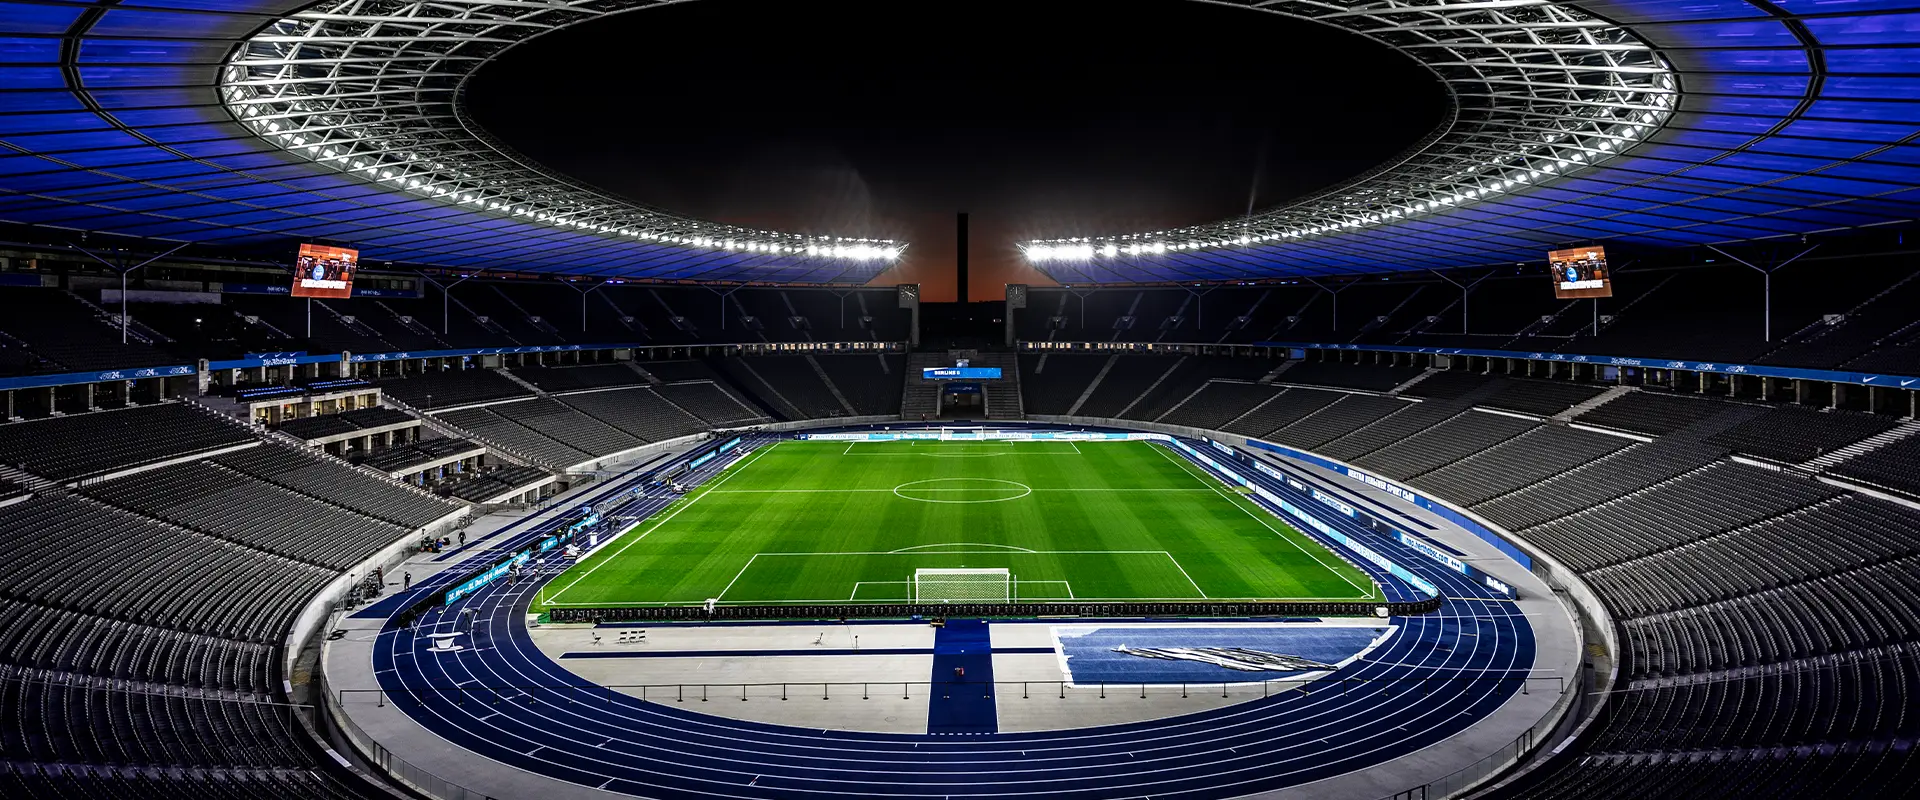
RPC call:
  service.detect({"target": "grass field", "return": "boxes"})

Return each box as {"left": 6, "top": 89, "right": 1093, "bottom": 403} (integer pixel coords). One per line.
{"left": 534, "top": 440, "right": 1379, "bottom": 610}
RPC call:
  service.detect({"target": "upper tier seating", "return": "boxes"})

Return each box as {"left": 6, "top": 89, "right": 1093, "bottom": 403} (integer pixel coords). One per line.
{"left": 506, "top": 363, "right": 645, "bottom": 393}
{"left": 0, "top": 286, "right": 179, "bottom": 375}
{"left": 0, "top": 404, "right": 253, "bottom": 482}
{"left": 376, "top": 369, "right": 530, "bottom": 408}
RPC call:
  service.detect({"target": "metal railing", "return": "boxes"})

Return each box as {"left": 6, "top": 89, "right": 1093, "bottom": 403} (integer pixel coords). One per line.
{"left": 1380, "top": 664, "right": 1594, "bottom": 800}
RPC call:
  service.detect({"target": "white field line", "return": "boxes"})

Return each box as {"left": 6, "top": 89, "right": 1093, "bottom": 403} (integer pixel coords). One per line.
{"left": 543, "top": 443, "right": 774, "bottom": 604}
{"left": 715, "top": 553, "right": 761, "bottom": 601}
{"left": 1149, "top": 443, "right": 1377, "bottom": 601}
{"left": 1160, "top": 551, "right": 1210, "bottom": 599}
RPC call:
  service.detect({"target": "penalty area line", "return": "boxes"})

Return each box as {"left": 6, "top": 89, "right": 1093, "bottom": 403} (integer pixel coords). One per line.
{"left": 543, "top": 444, "right": 772, "bottom": 604}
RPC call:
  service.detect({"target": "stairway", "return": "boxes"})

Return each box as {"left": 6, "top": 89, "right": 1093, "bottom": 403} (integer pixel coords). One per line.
{"left": 494, "top": 367, "right": 548, "bottom": 397}
{"left": 1555, "top": 385, "right": 1635, "bottom": 422}
{"left": 901, "top": 351, "right": 947, "bottom": 418}
{"left": 1256, "top": 360, "right": 1297, "bottom": 385}
{"left": 972, "top": 352, "right": 1024, "bottom": 419}
{"left": 1804, "top": 419, "right": 1920, "bottom": 471}
{"left": 1066, "top": 354, "right": 1120, "bottom": 416}
{"left": 803, "top": 355, "right": 859, "bottom": 416}
{"left": 1388, "top": 368, "right": 1437, "bottom": 395}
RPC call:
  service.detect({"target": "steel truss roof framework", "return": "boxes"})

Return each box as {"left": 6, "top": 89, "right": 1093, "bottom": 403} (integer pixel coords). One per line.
{"left": 1025, "top": 0, "right": 1920, "bottom": 283}
{"left": 0, "top": 1, "right": 1915, "bottom": 284}
{"left": 0, "top": 0, "right": 899, "bottom": 282}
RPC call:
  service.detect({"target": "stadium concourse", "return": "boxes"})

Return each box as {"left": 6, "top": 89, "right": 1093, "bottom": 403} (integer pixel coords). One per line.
{"left": 3, "top": 0, "right": 1920, "bottom": 799}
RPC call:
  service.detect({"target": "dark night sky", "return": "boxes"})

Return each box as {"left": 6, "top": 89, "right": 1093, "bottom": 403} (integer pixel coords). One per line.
{"left": 464, "top": 0, "right": 1446, "bottom": 301}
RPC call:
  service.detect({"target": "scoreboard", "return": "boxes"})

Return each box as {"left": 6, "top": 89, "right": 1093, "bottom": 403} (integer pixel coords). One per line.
{"left": 1549, "top": 246, "right": 1613, "bottom": 299}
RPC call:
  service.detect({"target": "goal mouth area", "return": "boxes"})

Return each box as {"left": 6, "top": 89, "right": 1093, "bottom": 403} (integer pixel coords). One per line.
{"left": 912, "top": 567, "right": 1012, "bottom": 603}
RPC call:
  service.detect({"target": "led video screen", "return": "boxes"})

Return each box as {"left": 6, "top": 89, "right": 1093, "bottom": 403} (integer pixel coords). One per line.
{"left": 1549, "top": 246, "right": 1612, "bottom": 299}
{"left": 922, "top": 367, "right": 1002, "bottom": 380}
{"left": 292, "top": 243, "right": 359, "bottom": 299}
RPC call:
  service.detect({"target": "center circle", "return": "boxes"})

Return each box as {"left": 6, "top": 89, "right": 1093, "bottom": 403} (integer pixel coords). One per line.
{"left": 891, "top": 478, "right": 1033, "bottom": 504}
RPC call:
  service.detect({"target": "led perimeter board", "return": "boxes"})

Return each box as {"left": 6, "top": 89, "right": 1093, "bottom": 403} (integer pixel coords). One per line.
{"left": 293, "top": 243, "right": 359, "bottom": 298}
{"left": 1549, "top": 246, "right": 1612, "bottom": 299}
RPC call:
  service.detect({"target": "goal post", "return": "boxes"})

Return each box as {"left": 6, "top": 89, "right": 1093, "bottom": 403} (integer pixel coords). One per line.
{"left": 913, "top": 568, "right": 1012, "bottom": 603}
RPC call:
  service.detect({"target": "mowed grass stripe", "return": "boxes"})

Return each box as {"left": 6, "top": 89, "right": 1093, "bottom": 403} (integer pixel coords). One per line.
{"left": 535, "top": 440, "right": 1378, "bottom": 610}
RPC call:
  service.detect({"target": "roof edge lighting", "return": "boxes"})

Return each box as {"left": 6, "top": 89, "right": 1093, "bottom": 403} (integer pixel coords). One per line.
{"left": 221, "top": 3, "right": 901, "bottom": 265}
{"left": 1020, "top": 0, "right": 1674, "bottom": 265}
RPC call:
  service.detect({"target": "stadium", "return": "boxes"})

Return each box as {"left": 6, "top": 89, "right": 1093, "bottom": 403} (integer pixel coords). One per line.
{"left": 0, "top": 0, "right": 1917, "bottom": 798}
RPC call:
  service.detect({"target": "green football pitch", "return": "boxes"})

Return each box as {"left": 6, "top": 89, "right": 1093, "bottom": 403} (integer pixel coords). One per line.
{"left": 534, "top": 439, "right": 1379, "bottom": 610}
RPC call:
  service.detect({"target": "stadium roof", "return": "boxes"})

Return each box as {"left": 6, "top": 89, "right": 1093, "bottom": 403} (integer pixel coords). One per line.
{"left": 1024, "top": 0, "right": 1920, "bottom": 282}
{"left": 1, "top": 1, "right": 1915, "bottom": 284}
{"left": 0, "top": 0, "right": 901, "bottom": 283}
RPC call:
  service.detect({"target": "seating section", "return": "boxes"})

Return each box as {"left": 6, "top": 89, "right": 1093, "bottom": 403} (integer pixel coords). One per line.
{"left": 435, "top": 406, "right": 591, "bottom": 469}
{"left": 636, "top": 360, "right": 724, "bottom": 383}
{"left": 1262, "top": 394, "right": 1414, "bottom": 450}
{"left": 210, "top": 443, "right": 458, "bottom": 528}
{"left": 1121, "top": 356, "right": 1276, "bottom": 422}
{"left": 0, "top": 286, "right": 180, "bottom": 375}
{"left": 359, "top": 437, "right": 484, "bottom": 475}
{"left": 1280, "top": 361, "right": 1419, "bottom": 392}
{"left": 561, "top": 387, "right": 707, "bottom": 444}
{"left": 1158, "top": 382, "right": 1280, "bottom": 429}
{"left": 654, "top": 382, "right": 763, "bottom": 426}
{"left": 1410, "top": 425, "right": 1633, "bottom": 506}
{"left": 0, "top": 495, "right": 331, "bottom": 642}
{"left": 1576, "top": 391, "right": 1739, "bottom": 437}
{"left": 275, "top": 406, "right": 416, "bottom": 441}
{"left": 1019, "top": 354, "right": 1108, "bottom": 415}
{"left": 376, "top": 369, "right": 530, "bottom": 408}
{"left": 1518, "top": 462, "right": 1840, "bottom": 573}
{"left": 1830, "top": 434, "right": 1920, "bottom": 497}
{"left": 487, "top": 398, "right": 644, "bottom": 456}
{"left": 1400, "top": 370, "right": 1496, "bottom": 401}
{"left": 82, "top": 460, "right": 410, "bottom": 569}
{"left": 1074, "top": 356, "right": 1181, "bottom": 418}
{"left": 1472, "top": 440, "right": 1729, "bottom": 531}
{"left": 0, "top": 404, "right": 253, "bottom": 482}
{"left": 1351, "top": 411, "right": 1540, "bottom": 480}
{"left": 1481, "top": 380, "right": 1607, "bottom": 416}
{"left": 1317, "top": 401, "right": 1467, "bottom": 462}
{"left": 1707, "top": 406, "right": 1899, "bottom": 463}
{"left": 816, "top": 354, "right": 904, "bottom": 416}
{"left": 1222, "top": 387, "right": 1344, "bottom": 439}
{"left": 732, "top": 356, "right": 845, "bottom": 417}
{"left": 443, "top": 465, "right": 551, "bottom": 503}
{"left": 506, "top": 363, "right": 645, "bottom": 392}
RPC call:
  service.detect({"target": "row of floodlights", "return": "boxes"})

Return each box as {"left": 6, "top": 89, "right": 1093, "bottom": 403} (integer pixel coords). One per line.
{"left": 240, "top": 105, "right": 898, "bottom": 261}
{"left": 1024, "top": 105, "right": 1671, "bottom": 263}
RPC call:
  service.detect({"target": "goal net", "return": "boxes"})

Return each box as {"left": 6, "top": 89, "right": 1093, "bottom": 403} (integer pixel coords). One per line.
{"left": 913, "top": 568, "right": 1012, "bottom": 603}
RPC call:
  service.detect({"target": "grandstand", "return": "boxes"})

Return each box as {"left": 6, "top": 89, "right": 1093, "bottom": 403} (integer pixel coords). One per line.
{"left": 1, "top": 0, "right": 1918, "bottom": 797}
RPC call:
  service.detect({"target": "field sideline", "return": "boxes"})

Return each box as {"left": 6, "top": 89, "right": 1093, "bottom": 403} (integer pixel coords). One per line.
{"left": 534, "top": 439, "right": 1379, "bottom": 610}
